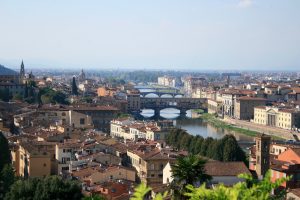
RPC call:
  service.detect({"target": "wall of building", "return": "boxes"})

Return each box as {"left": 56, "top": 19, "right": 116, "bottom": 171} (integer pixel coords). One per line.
{"left": 29, "top": 156, "right": 51, "bottom": 177}
{"left": 89, "top": 167, "right": 135, "bottom": 185}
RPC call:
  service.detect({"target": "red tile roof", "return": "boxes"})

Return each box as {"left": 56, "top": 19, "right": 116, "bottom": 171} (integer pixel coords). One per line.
{"left": 205, "top": 161, "right": 251, "bottom": 176}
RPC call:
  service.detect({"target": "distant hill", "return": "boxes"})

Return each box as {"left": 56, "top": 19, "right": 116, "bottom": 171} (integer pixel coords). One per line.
{"left": 0, "top": 64, "right": 18, "bottom": 75}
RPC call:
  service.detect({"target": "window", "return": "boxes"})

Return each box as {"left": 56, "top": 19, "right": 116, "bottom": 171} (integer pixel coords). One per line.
{"left": 62, "top": 166, "right": 69, "bottom": 171}
{"left": 160, "top": 164, "right": 164, "bottom": 170}
{"left": 151, "top": 164, "right": 155, "bottom": 170}
{"left": 80, "top": 118, "right": 85, "bottom": 125}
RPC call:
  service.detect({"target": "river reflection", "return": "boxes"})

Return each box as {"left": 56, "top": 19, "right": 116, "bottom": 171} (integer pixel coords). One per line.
{"left": 139, "top": 108, "right": 254, "bottom": 143}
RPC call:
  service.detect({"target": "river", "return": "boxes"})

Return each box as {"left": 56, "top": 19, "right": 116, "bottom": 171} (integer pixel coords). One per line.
{"left": 140, "top": 108, "right": 253, "bottom": 141}
{"left": 137, "top": 88, "right": 255, "bottom": 147}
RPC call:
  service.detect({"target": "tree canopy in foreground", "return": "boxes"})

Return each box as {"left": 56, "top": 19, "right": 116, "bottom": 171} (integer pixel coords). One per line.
{"left": 131, "top": 170, "right": 289, "bottom": 200}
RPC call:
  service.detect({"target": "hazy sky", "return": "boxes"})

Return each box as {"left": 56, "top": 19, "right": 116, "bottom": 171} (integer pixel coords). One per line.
{"left": 0, "top": 0, "right": 300, "bottom": 70}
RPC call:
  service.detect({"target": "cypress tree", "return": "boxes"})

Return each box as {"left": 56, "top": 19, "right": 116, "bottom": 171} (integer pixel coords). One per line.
{"left": 24, "top": 82, "right": 29, "bottom": 99}
{"left": 71, "top": 77, "right": 78, "bottom": 96}
{"left": 0, "top": 132, "right": 11, "bottom": 172}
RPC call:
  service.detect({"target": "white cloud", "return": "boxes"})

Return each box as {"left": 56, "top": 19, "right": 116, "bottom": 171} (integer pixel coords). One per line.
{"left": 238, "top": 0, "right": 253, "bottom": 8}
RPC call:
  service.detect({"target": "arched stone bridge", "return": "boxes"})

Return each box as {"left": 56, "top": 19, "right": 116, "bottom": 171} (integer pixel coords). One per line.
{"left": 140, "top": 97, "right": 207, "bottom": 116}
{"left": 140, "top": 91, "right": 184, "bottom": 98}
{"left": 139, "top": 88, "right": 183, "bottom": 98}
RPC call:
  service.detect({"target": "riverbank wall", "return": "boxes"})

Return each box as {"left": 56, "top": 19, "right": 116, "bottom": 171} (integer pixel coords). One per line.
{"left": 222, "top": 116, "right": 295, "bottom": 140}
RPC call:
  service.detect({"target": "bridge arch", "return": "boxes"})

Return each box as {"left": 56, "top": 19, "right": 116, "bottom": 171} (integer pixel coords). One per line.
{"left": 160, "top": 94, "right": 173, "bottom": 98}
{"left": 144, "top": 93, "right": 159, "bottom": 98}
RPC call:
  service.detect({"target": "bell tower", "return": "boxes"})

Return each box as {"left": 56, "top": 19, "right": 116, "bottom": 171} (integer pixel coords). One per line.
{"left": 20, "top": 60, "right": 25, "bottom": 83}
{"left": 255, "top": 134, "right": 271, "bottom": 179}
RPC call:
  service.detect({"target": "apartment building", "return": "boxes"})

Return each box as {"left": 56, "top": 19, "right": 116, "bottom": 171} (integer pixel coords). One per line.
{"left": 110, "top": 118, "right": 173, "bottom": 141}
{"left": 97, "top": 87, "right": 117, "bottom": 97}
{"left": 234, "top": 96, "right": 267, "bottom": 120}
{"left": 220, "top": 90, "right": 245, "bottom": 117}
{"left": 10, "top": 141, "right": 56, "bottom": 177}
{"left": 71, "top": 165, "right": 135, "bottom": 187}
{"left": 126, "top": 90, "right": 141, "bottom": 112}
{"left": 56, "top": 140, "right": 82, "bottom": 174}
{"left": 183, "top": 77, "right": 207, "bottom": 97}
{"left": 207, "top": 99, "right": 222, "bottom": 115}
{"left": 127, "top": 148, "right": 175, "bottom": 185}
{"left": 14, "top": 104, "right": 119, "bottom": 132}
{"left": 157, "top": 76, "right": 176, "bottom": 87}
{"left": 126, "top": 142, "right": 185, "bottom": 185}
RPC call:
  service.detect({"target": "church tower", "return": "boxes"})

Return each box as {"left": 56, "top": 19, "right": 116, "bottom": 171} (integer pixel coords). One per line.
{"left": 255, "top": 134, "right": 271, "bottom": 179}
{"left": 20, "top": 60, "right": 25, "bottom": 83}
{"left": 78, "top": 69, "right": 86, "bottom": 82}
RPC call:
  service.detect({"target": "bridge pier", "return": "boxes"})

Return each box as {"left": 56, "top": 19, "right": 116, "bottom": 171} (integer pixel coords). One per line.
{"left": 180, "top": 109, "right": 187, "bottom": 116}
{"left": 154, "top": 108, "right": 160, "bottom": 116}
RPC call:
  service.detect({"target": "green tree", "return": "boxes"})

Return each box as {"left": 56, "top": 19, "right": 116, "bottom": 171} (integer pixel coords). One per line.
{"left": 4, "top": 178, "right": 40, "bottom": 200}
{"left": 5, "top": 176, "right": 82, "bottom": 200}
{"left": 52, "top": 91, "right": 69, "bottom": 104}
{"left": 0, "top": 164, "right": 15, "bottom": 198}
{"left": 131, "top": 170, "right": 289, "bottom": 200}
{"left": 199, "top": 137, "right": 213, "bottom": 157}
{"left": 34, "top": 176, "right": 82, "bottom": 200}
{"left": 72, "top": 77, "right": 79, "bottom": 96}
{"left": 13, "top": 93, "right": 23, "bottom": 101}
{"left": 185, "top": 170, "right": 289, "bottom": 200}
{"left": 222, "top": 135, "right": 246, "bottom": 162}
{"left": 180, "top": 134, "right": 192, "bottom": 150}
{"left": 191, "top": 136, "right": 204, "bottom": 154}
{"left": 171, "top": 155, "right": 211, "bottom": 199}
{"left": 82, "top": 194, "right": 106, "bottom": 200}
{"left": 39, "top": 88, "right": 69, "bottom": 105}
{"left": 212, "top": 140, "right": 224, "bottom": 161}
{"left": 0, "top": 88, "right": 10, "bottom": 102}
{"left": 0, "top": 132, "right": 11, "bottom": 172}
{"left": 24, "top": 82, "right": 29, "bottom": 99}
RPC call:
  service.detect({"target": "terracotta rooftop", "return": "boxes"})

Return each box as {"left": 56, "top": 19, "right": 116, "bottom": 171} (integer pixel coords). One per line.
{"left": 289, "top": 188, "right": 300, "bottom": 198}
{"left": 255, "top": 106, "right": 266, "bottom": 109}
{"left": 205, "top": 161, "right": 251, "bottom": 176}
{"left": 237, "top": 96, "right": 267, "bottom": 101}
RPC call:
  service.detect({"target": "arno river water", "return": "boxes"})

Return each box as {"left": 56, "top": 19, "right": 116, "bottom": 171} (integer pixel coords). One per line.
{"left": 140, "top": 108, "right": 253, "bottom": 141}
{"left": 138, "top": 90, "right": 255, "bottom": 147}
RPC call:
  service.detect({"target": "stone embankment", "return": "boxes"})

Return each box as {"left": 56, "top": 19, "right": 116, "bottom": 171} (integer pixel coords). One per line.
{"left": 223, "top": 117, "right": 295, "bottom": 140}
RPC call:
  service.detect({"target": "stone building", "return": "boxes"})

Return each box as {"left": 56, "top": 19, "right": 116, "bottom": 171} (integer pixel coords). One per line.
{"left": 253, "top": 106, "right": 300, "bottom": 130}
{"left": 126, "top": 90, "right": 141, "bottom": 112}
{"left": 234, "top": 96, "right": 267, "bottom": 120}
{"left": 10, "top": 140, "right": 56, "bottom": 177}
{"left": 207, "top": 99, "right": 222, "bottom": 115}
{"left": 157, "top": 76, "right": 176, "bottom": 87}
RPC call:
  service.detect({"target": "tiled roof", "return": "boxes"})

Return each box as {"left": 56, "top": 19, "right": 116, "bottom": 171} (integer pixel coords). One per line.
{"left": 205, "top": 161, "right": 251, "bottom": 176}
{"left": 237, "top": 96, "right": 266, "bottom": 101}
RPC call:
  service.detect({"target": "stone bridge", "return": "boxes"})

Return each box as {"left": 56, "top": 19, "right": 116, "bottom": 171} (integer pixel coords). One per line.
{"left": 139, "top": 88, "right": 183, "bottom": 98}
{"left": 140, "top": 97, "right": 207, "bottom": 116}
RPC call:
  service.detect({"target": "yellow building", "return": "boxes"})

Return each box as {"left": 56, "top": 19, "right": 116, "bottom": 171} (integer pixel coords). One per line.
{"left": 207, "top": 99, "right": 222, "bottom": 115}
{"left": 11, "top": 141, "right": 55, "bottom": 177}
{"left": 127, "top": 147, "right": 176, "bottom": 185}
{"left": 71, "top": 165, "right": 135, "bottom": 186}
{"left": 97, "top": 87, "right": 117, "bottom": 97}
{"left": 253, "top": 106, "right": 300, "bottom": 130}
